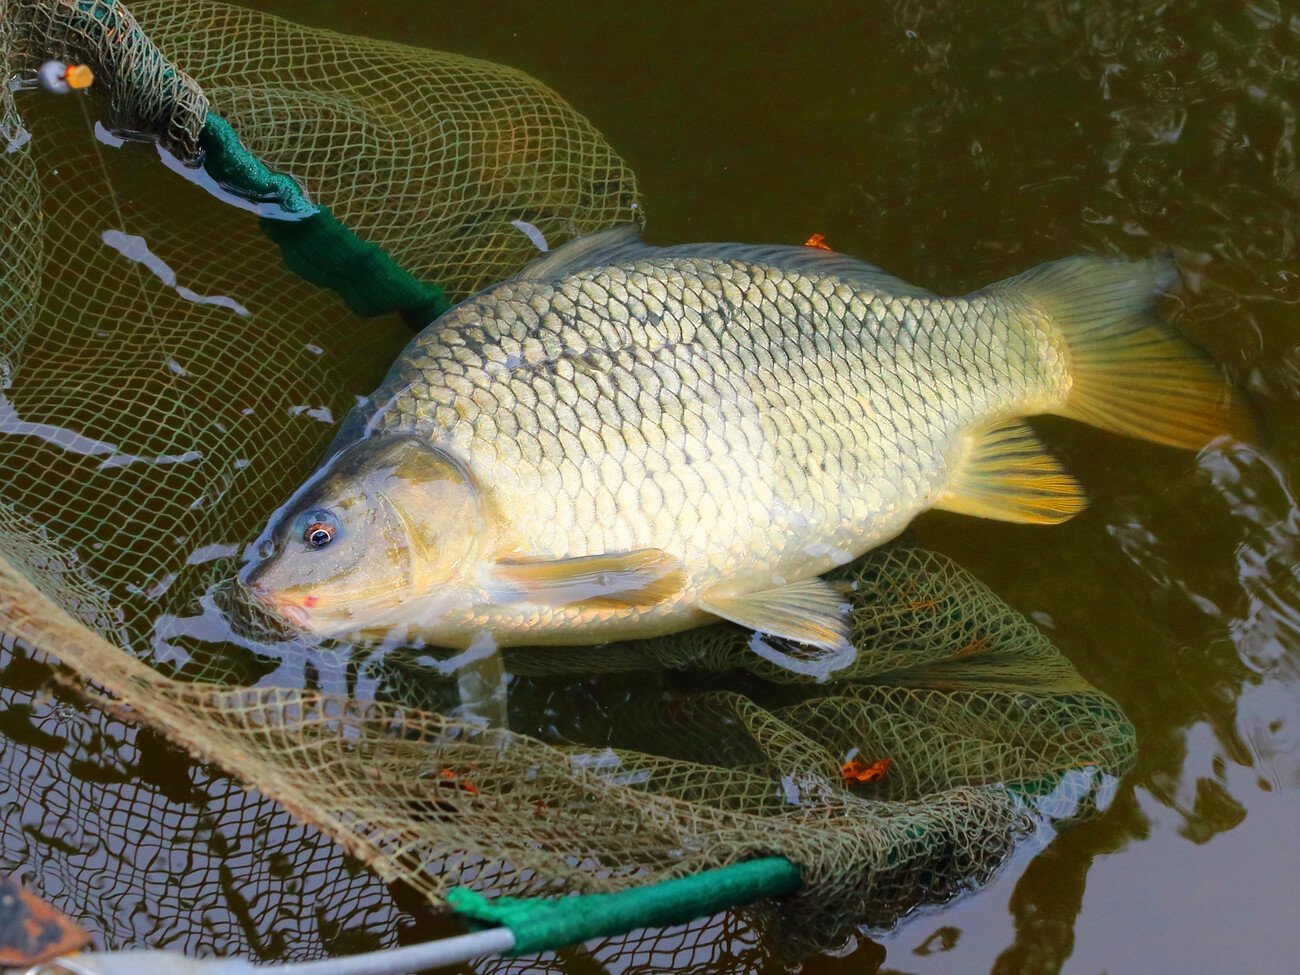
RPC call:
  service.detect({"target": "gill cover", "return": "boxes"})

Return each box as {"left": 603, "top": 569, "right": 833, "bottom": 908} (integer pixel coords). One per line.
{"left": 243, "top": 436, "right": 483, "bottom": 632}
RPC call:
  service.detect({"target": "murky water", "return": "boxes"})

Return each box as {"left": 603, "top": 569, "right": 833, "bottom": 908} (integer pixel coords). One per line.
{"left": 2, "top": 1, "right": 1298, "bottom": 972}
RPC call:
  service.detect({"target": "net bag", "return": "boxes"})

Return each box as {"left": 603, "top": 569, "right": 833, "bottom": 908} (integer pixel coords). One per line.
{"left": 0, "top": 0, "right": 1136, "bottom": 959}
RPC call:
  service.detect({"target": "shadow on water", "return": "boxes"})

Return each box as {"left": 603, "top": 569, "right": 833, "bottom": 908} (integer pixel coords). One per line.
{"left": 1, "top": 0, "right": 1298, "bottom": 973}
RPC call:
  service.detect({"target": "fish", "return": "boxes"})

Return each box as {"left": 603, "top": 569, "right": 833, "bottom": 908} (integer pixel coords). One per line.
{"left": 242, "top": 225, "right": 1252, "bottom": 673}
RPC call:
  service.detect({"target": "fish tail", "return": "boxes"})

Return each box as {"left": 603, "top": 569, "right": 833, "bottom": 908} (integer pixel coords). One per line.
{"left": 1001, "top": 254, "right": 1256, "bottom": 449}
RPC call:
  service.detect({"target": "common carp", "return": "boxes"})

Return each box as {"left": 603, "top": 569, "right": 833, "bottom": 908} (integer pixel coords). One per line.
{"left": 242, "top": 226, "right": 1249, "bottom": 671}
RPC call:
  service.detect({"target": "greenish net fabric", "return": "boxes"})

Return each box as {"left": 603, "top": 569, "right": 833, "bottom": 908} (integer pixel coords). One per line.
{"left": 0, "top": 0, "right": 1135, "bottom": 957}
{"left": 197, "top": 112, "right": 451, "bottom": 323}
{"left": 3, "top": 0, "right": 639, "bottom": 315}
{"left": 136, "top": 0, "right": 642, "bottom": 302}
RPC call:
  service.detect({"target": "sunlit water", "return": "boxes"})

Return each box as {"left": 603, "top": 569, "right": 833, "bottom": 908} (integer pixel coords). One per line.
{"left": 2, "top": 1, "right": 1298, "bottom": 972}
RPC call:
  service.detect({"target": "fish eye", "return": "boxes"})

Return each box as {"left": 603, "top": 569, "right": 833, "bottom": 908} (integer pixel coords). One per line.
{"left": 307, "top": 525, "right": 334, "bottom": 548}
{"left": 302, "top": 511, "right": 338, "bottom": 549}
{"left": 257, "top": 538, "right": 274, "bottom": 560}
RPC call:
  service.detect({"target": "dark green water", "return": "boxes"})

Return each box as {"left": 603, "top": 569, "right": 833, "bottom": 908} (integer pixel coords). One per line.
{"left": 3, "top": 1, "right": 1298, "bottom": 972}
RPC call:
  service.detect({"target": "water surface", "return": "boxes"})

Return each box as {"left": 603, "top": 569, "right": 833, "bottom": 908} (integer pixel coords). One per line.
{"left": 3, "top": 1, "right": 1299, "bottom": 972}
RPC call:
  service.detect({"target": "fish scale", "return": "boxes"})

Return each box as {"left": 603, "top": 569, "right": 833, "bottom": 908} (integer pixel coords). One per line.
{"left": 249, "top": 229, "right": 1242, "bottom": 663}
{"left": 366, "top": 256, "right": 1034, "bottom": 594}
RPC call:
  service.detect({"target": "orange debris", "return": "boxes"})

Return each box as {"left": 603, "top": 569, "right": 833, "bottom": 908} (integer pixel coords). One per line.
{"left": 842, "top": 756, "right": 892, "bottom": 784}
{"left": 437, "top": 768, "right": 479, "bottom": 795}
{"left": 64, "top": 64, "right": 94, "bottom": 90}
{"left": 0, "top": 876, "right": 93, "bottom": 967}
{"left": 803, "top": 233, "right": 832, "bottom": 251}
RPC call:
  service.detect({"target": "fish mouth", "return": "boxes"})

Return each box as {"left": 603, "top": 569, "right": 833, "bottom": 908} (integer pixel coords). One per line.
{"left": 272, "top": 600, "right": 312, "bottom": 629}
{"left": 243, "top": 578, "right": 314, "bottom": 631}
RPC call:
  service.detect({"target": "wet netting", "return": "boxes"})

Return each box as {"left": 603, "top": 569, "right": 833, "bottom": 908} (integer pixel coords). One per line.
{"left": 0, "top": 0, "right": 1135, "bottom": 961}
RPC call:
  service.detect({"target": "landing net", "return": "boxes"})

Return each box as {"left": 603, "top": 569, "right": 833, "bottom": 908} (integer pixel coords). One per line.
{"left": 0, "top": 0, "right": 1134, "bottom": 955}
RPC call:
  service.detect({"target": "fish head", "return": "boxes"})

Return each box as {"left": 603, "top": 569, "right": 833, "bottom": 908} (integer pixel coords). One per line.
{"left": 242, "top": 435, "right": 483, "bottom": 639}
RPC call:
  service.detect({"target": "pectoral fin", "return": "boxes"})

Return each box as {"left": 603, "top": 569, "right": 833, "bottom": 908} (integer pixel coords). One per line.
{"left": 700, "top": 577, "right": 852, "bottom": 652}
{"left": 936, "top": 418, "right": 1087, "bottom": 524}
{"left": 488, "top": 549, "right": 686, "bottom": 608}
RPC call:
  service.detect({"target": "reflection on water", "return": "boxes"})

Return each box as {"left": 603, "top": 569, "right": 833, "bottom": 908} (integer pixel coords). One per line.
{"left": 0, "top": 637, "right": 406, "bottom": 959}
{"left": 1214, "top": 446, "right": 1300, "bottom": 790}
{"left": 100, "top": 229, "right": 252, "bottom": 317}
{"left": 0, "top": 0, "right": 1297, "bottom": 973}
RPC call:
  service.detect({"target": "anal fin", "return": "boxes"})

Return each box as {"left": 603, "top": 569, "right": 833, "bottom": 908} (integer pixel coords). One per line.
{"left": 700, "top": 577, "right": 852, "bottom": 653}
{"left": 488, "top": 548, "right": 686, "bottom": 608}
{"left": 937, "top": 418, "right": 1087, "bottom": 524}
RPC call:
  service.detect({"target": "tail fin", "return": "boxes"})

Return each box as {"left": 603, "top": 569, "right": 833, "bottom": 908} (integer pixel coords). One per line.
{"left": 997, "top": 255, "right": 1255, "bottom": 449}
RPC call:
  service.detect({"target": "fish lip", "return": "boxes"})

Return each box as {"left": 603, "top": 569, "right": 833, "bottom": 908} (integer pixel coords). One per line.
{"left": 275, "top": 602, "right": 311, "bottom": 629}
{"left": 245, "top": 584, "right": 312, "bottom": 630}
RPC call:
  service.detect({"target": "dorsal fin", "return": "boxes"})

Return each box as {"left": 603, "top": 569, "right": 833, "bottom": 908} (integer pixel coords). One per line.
{"left": 655, "top": 242, "right": 936, "bottom": 297}
{"left": 511, "top": 223, "right": 650, "bottom": 282}
{"left": 512, "top": 224, "right": 934, "bottom": 297}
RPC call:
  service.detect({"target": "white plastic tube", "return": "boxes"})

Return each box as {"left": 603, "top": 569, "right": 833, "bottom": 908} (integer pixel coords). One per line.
{"left": 32, "top": 928, "right": 517, "bottom": 975}
{"left": 274, "top": 928, "right": 517, "bottom": 975}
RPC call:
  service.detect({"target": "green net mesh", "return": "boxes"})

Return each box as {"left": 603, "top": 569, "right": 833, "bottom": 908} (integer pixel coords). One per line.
{"left": 0, "top": 0, "right": 1136, "bottom": 958}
